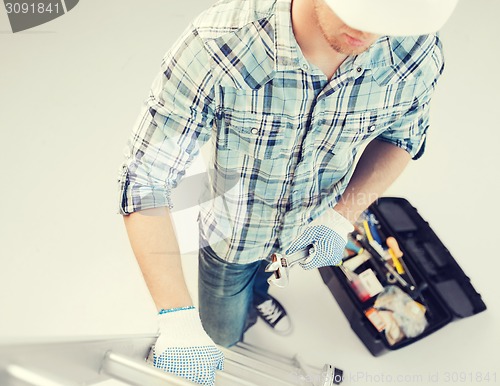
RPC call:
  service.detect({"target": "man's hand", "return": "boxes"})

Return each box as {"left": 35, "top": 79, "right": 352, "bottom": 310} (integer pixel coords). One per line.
{"left": 286, "top": 209, "right": 354, "bottom": 269}
{"left": 148, "top": 306, "right": 224, "bottom": 386}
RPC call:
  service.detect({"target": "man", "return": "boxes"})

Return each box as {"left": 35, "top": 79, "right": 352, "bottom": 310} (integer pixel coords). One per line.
{"left": 117, "top": 0, "right": 457, "bottom": 384}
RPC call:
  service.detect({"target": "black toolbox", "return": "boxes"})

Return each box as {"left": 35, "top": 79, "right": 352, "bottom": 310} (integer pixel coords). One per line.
{"left": 319, "top": 197, "right": 487, "bottom": 356}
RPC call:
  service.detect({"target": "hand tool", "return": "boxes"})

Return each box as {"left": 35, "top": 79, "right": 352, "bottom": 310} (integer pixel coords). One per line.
{"left": 363, "top": 220, "right": 391, "bottom": 261}
{"left": 383, "top": 238, "right": 434, "bottom": 317}
{"left": 355, "top": 224, "right": 391, "bottom": 283}
{"left": 362, "top": 220, "right": 375, "bottom": 243}
{"left": 352, "top": 230, "right": 416, "bottom": 292}
{"left": 366, "top": 213, "right": 384, "bottom": 245}
{"left": 266, "top": 246, "right": 315, "bottom": 288}
{"left": 357, "top": 231, "right": 435, "bottom": 318}
{"left": 386, "top": 236, "right": 419, "bottom": 290}
{"left": 386, "top": 236, "right": 405, "bottom": 274}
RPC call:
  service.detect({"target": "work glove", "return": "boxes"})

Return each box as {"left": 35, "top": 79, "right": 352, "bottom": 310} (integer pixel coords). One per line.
{"left": 286, "top": 209, "right": 354, "bottom": 270}
{"left": 147, "top": 306, "right": 224, "bottom": 386}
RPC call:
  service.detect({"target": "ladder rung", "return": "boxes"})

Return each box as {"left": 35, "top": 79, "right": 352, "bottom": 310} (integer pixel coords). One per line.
{"left": 5, "top": 364, "right": 78, "bottom": 386}
{"left": 101, "top": 351, "right": 198, "bottom": 386}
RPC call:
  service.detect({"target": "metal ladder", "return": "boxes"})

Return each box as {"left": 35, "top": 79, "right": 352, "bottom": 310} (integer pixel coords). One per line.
{"left": 0, "top": 335, "right": 342, "bottom": 386}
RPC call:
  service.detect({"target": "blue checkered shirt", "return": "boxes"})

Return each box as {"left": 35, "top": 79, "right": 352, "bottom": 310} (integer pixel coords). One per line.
{"left": 118, "top": 0, "right": 445, "bottom": 263}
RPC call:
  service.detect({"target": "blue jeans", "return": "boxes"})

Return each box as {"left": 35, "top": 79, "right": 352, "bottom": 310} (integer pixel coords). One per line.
{"left": 198, "top": 243, "right": 273, "bottom": 347}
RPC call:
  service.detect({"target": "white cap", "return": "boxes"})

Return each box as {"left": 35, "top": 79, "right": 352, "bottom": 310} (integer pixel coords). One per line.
{"left": 325, "top": 0, "right": 459, "bottom": 36}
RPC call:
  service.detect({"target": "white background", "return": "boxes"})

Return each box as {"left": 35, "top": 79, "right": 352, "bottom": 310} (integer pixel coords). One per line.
{"left": 1, "top": 0, "right": 499, "bottom": 385}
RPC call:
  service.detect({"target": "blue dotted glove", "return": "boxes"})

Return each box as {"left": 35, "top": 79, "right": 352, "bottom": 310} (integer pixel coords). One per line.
{"left": 286, "top": 209, "right": 354, "bottom": 270}
{"left": 147, "top": 306, "right": 224, "bottom": 386}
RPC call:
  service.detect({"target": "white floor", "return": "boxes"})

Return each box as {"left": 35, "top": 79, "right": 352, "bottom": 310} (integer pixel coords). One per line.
{"left": 1, "top": 0, "right": 499, "bottom": 385}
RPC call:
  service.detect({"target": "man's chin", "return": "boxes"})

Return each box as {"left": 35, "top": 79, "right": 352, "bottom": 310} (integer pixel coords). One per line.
{"left": 334, "top": 44, "right": 370, "bottom": 56}
{"left": 327, "top": 37, "right": 372, "bottom": 56}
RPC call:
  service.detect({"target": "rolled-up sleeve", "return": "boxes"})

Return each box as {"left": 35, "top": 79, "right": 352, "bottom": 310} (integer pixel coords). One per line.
{"left": 118, "top": 26, "right": 215, "bottom": 215}
{"left": 376, "top": 35, "right": 445, "bottom": 160}
{"left": 376, "top": 96, "right": 431, "bottom": 160}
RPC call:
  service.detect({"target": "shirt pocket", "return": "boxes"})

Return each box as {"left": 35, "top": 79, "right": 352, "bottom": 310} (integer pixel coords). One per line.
{"left": 324, "top": 109, "right": 405, "bottom": 155}
{"left": 216, "top": 110, "right": 287, "bottom": 160}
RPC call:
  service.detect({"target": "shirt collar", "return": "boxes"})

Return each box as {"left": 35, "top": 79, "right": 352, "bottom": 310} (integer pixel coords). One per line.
{"left": 273, "top": 0, "right": 395, "bottom": 73}
{"left": 273, "top": 0, "right": 305, "bottom": 72}
{"left": 359, "top": 36, "right": 395, "bottom": 69}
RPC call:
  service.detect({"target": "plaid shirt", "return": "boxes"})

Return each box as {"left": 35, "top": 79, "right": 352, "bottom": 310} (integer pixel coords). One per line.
{"left": 118, "top": 0, "right": 445, "bottom": 263}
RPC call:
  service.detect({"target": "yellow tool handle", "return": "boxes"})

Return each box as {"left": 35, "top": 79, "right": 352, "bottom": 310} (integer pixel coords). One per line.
{"left": 388, "top": 248, "right": 405, "bottom": 274}
{"left": 386, "top": 236, "right": 405, "bottom": 274}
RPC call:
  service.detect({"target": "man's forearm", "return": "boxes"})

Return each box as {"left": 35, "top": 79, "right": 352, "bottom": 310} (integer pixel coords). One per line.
{"left": 123, "top": 207, "right": 193, "bottom": 311}
{"left": 334, "top": 139, "right": 411, "bottom": 223}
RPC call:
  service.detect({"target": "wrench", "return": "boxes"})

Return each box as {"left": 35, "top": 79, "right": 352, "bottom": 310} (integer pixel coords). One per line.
{"left": 265, "top": 246, "right": 315, "bottom": 288}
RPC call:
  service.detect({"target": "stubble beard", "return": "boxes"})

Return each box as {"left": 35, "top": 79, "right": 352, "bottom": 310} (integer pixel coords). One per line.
{"left": 312, "top": 0, "right": 371, "bottom": 56}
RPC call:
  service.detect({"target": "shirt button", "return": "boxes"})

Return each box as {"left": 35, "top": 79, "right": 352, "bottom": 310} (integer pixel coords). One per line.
{"left": 251, "top": 128, "right": 259, "bottom": 135}
{"left": 368, "top": 124, "right": 376, "bottom": 132}
{"left": 302, "top": 63, "right": 309, "bottom": 70}
{"left": 356, "top": 67, "right": 363, "bottom": 73}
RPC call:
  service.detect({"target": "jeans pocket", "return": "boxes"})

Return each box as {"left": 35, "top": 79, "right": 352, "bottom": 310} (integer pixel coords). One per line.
{"left": 198, "top": 245, "right": 261, "bottom": 297}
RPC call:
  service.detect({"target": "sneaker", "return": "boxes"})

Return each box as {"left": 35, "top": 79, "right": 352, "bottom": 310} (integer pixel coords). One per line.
{"left": 255, "top": 295, "right": 293, "bottom": 335}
